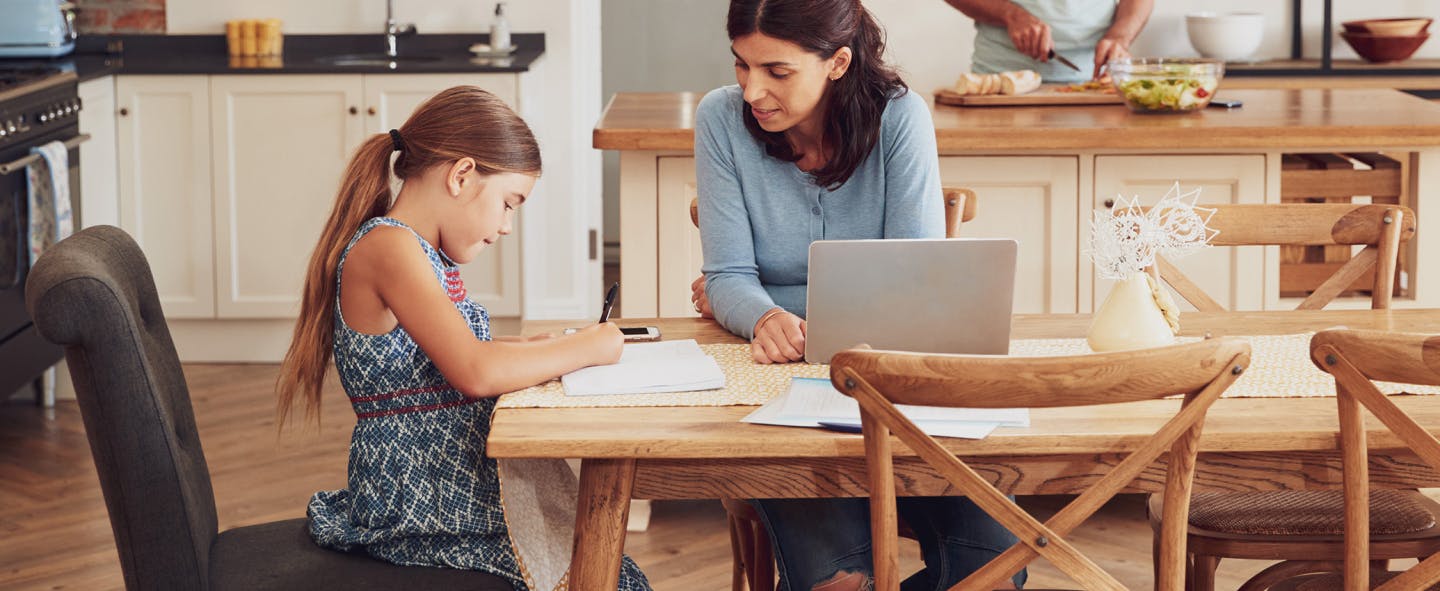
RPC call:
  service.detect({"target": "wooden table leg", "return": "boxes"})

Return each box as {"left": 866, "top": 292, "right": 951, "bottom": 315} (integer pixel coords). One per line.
{"left": 571, "top": 458, "right": 637, "bottom": 591}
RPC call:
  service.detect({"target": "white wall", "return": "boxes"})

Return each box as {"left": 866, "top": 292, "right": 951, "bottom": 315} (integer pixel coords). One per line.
{"left": 167, "top": 0, "right": 603, "bottom": 319}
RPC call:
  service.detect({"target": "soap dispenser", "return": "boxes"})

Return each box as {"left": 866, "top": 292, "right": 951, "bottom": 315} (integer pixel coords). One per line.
{"left": 490, "top": 2, "right": 512, "bottom": 51}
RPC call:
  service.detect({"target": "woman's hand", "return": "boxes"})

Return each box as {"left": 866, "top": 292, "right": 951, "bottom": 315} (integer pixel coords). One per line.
{"left": 690, "top": 275, "right": 714, "bottom": 318}
{"left": 575, "top": 322, "right": 624, "bottom": 366}
{"left": 1004, "top": 8, "right": 1052, "bottom": 62}
{"left": 751, "top": 308, "right": 806, "bottom": 364}
{"left": 493, "top": 333, "right": 557, "bottom": 343}
{"left": 1093, "top": 36, "right": 1130, "bottom": 79}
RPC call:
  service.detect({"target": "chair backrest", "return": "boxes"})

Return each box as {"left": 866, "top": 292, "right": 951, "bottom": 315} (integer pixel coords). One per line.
{"left": 1311, "top": 329, "right": 1440, "bottom": 591}
{"left": 689, "top": 186, "right": 978, "bottom": 239}
{"left": 830, "top": 338, "right": 1251, "bottom": 591}
{"left": 1153, "top": 203, "right": 1414, "bottom": 312}
{"left": 24, "top": 225, "right": 218, "bottom": 590}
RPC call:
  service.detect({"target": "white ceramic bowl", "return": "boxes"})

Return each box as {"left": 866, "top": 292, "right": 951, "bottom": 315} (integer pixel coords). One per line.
{"left": 1186, "top": 12, "right": 1265, "bottom": 62}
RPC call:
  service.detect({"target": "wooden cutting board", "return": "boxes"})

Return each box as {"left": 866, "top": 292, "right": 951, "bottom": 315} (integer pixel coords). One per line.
{"left": 935, "top": 85, "right": 1124, "bottom": 107}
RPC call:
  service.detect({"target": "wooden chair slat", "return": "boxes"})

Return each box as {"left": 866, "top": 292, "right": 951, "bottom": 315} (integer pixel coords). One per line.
{"left": 827, "top": 338, "right": 1248, "bottom": 408}
{"left": 1298, "top": 247, "right": 1379, "bottom": 310}
{"left": 1155, "top": 256, "right": 1226, "bottom": 312}
{"left": 1310, "top": 329, "right": 1440, "bottom": 386}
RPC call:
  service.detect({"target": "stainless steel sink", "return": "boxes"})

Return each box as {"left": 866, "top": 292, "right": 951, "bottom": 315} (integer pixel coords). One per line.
{"left": 314, "top": 53, "right": 442, "bottom": 67}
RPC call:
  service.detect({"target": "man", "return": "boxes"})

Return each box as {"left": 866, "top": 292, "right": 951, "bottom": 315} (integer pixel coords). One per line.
{"left": 944, "top": 0, "right": 1153, "bottom": 82}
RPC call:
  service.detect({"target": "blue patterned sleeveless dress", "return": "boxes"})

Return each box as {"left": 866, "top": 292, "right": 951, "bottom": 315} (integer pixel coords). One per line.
{"left": 307, "top": 217, "right": 651, "bottom": 591}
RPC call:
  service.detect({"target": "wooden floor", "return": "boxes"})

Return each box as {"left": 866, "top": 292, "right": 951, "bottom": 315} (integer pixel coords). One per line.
{"left": 2, "top": 362, "right": 1304, "bottom": 590}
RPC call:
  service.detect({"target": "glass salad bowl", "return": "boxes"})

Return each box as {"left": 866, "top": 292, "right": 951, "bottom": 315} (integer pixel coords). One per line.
{"left": 1108, "top": 58, "right": 1224, "bottom": 114}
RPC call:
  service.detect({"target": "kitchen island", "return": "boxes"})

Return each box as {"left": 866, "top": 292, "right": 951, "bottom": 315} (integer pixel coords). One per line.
{"left": 595, "top": 88, "right": 1440, "bottom": 317}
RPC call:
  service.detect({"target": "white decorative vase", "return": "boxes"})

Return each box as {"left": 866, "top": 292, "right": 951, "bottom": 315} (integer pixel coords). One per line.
{"left": 1088, "top": 272, "right": 1179, "bottom": 352}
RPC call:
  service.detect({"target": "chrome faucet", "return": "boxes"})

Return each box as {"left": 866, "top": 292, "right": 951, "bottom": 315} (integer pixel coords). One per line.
{"left": 384, "top": 0, "right": 416, "bottom": 58}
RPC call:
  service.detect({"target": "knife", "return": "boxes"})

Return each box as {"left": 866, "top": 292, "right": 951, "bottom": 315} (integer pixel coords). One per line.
{"left": 1046, "top": 49, "right": 1083, "bottom": 73}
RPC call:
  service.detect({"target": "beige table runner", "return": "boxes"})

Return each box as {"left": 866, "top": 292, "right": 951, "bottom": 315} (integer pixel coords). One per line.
{"left": 496, "top": 333, "right": 1440, "bottom": 409}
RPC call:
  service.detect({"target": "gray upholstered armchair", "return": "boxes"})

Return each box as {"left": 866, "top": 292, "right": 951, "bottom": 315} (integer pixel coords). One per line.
{"left": 24, "top": 225, "right": 510, "bottom": 590}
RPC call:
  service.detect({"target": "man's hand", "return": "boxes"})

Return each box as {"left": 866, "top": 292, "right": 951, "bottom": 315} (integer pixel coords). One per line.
{"left": 751, "top": 309, "right": 806, "bottom": 364}
{"left": 1093, "top": 36, "right": 1130, "bottom": 79}
{"left": 1004, "top": 8, "right": 1052, "bottom": 61}
{"left": 690, "top": 275, "right": 714, "bottom": 318}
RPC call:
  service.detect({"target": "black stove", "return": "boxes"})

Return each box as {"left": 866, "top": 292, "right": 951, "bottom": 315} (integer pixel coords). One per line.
{"left": 0, "top": 66, "right": 80, "bottom": 400}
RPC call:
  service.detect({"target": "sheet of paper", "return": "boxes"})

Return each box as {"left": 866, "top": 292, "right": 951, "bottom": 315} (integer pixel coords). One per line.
{"left": 774, "top": 377, "right": 1029, "bottom": 427}
{"left": 562, "top": 339, "right": 725, "bottom": 396}
{"left": 741, "top": 378, "right": 1020, "bottom": 440}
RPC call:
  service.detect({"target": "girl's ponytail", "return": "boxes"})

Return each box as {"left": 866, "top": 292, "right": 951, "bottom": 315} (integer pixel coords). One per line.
{"left": 276, "top": 133, "right": 394, "bottom": 427}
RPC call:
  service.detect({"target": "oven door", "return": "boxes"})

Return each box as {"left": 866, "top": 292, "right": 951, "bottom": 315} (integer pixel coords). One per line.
{"left": 0, "top": 120, "right": 82, "bottom": 397}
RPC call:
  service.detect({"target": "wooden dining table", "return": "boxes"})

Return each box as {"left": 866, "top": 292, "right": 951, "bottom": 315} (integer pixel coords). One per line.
{"left": 490, "top": 309, "right": 1440, "bottom": 590}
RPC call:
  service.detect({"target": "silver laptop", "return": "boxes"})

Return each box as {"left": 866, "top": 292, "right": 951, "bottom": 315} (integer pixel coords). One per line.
{"left": 805, "top": 238, "right": 1018, "bottom": 364}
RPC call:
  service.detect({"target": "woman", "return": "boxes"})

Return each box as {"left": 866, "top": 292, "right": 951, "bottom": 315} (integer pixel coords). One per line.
{"left": 694, "top": 1, "right": 1025, "bottom": 589}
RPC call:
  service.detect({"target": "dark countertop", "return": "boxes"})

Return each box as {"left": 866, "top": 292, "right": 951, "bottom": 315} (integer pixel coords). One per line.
{"left": 0, "top": 33, "right": 544, "bottom": 82}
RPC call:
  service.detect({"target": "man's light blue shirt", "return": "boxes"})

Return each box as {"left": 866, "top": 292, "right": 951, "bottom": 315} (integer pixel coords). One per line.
{"left": 973, "top": 0, "right": 1118, "bottom": 83}
{"left": 695, "top": 85, "right": 944, "bottom": 340}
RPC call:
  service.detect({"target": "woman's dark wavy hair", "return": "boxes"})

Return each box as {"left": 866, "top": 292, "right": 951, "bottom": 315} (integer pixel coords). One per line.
{"left": 728, "top": 0, "right": 906, "bottom": 190}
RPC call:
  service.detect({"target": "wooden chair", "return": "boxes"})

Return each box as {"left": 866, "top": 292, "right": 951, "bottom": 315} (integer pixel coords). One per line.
{"left": 1142, "top": 203, "right": 1429, "bottom": 590}
{"left": 1151, "top": 203, "right": 1414, "bottom": 311}
{"left": 698, "top": 187, "right": 977, "bottom": 591}
{"left": 832, "top": 338, "right": 1251, "bottom": 590}
{"left": 1306, "top": 328, "right": 1440, "bottom": 591}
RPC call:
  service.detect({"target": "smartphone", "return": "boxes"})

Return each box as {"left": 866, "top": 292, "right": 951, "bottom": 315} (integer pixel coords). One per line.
{"left": 563, "top": 326, "right": 662, "bottom": 342}
{"left": 1208, "top": 98, "right": 1243, "bottom": 109}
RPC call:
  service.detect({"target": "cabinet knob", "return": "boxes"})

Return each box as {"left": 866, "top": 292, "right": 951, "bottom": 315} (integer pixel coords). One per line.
{"left": 349, "top": 106, "right": 359, "bottom": 115}
{"left": 367, "top": 107, "right": 377, "bottom": 116}
{"left": 118, "top": 107, "right": 129, "bottom": 117}
{"left": 1103, "top": 198, "right": 1115, "bottom": 209}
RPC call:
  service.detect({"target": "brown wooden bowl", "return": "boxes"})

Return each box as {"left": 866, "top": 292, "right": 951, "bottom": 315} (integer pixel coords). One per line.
{"left": 1340, "top": 31, "right": 1430, "bottom": 63}
{"left": 1341, "top": 18, "right": 1433, "bottom": 36}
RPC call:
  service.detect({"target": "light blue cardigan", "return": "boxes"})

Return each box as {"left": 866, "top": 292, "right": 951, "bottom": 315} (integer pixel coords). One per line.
{"left": 696, "top": 84, "right": 944, "bottom": 340}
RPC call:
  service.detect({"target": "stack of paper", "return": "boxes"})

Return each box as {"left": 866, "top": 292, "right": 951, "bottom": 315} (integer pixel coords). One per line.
{"left": 562, "top": 339, "right": 726, "bottom": 396}
{"left": 742, "top": 377, "right": 1028, "bottom": 439}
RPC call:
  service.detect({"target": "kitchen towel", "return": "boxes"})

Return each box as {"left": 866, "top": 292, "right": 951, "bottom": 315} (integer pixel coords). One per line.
{"left": 27, "top": 140, "right": 72, "bottom": 265}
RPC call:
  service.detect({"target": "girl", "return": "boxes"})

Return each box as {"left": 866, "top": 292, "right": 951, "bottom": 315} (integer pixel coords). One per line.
{"left": 277, "top": 86, "right": 650, "bottom": 591}
{"left": 693, "top": 1, "right": 1025, "bottom": 589}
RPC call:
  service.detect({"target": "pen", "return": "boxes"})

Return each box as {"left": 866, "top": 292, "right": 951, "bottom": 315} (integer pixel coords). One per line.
{"left": 599, "top": 282, "right": 619, "bottom": 323}
{"left": 817, "top": 420, "right": 864, "bottom": 434}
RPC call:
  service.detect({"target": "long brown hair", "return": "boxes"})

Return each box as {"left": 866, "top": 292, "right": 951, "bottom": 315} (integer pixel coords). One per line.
{"left": 276, "top": 86, "right": 541, "bottom": 427}
{"left": 727, "top": 0, "right": 906, "bottom": 190}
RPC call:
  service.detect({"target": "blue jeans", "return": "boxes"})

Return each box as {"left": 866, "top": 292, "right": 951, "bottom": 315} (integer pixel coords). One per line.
{"left": 751, "top": 497, "right": 1026, "bottom": 591}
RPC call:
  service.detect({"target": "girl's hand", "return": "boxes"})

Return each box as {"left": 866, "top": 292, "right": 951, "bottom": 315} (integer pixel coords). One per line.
{"left": 577, "top": 322, "right": 625, "bottom": 365}
{"left": 751, "top": 309, "right": 806, "bottom": 364}
{"left": 527, "top": 332, "right": 557, "bottom": 341}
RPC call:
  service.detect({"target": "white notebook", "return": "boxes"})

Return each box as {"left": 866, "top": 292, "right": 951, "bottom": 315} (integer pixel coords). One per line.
{"left": 561, "top": 339, "right": 726, "bottom": 396}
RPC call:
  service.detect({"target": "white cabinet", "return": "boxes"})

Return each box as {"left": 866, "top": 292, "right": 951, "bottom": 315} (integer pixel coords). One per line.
{"left": 209, "top": 75, "right": 366, "bottom": 318}
{"left": 116, "top": 75, "right": 215, "bottom": 319}
{"left": 938, "top": 156, "right": 1080, "bottom": 314}
{"left": 115, "top": 73, "right": 528, "bottom": 324}
{"left": 1091, "top": 155, "right": 1266, "bottom": 311}
{"left": 78, "top": 76, "right": 119, "bottom": 229}
{"left": 363, "top": 74, "right": 522, "bottom": 316}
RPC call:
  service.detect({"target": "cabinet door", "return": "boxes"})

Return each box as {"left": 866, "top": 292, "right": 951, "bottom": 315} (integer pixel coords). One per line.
{"left": 116, "top": 76, "right": 215, "bottom": 318}
{"left": 364, "top": 74, "right": 521, "bottom": 316}
{"left": 78, "top": 76, "right": 119, "bottom": 228}
{"left": 938, "top": 157, "right": 1080, "bottom": 314}
{"left": 1092, "top": 155, "right": 1265, "bottom": 311}
{"left": 657, "top": 157, "right": 700, "bottom": 318}
{"left": 210, "top": 75, "right": 366, "bottom": 318}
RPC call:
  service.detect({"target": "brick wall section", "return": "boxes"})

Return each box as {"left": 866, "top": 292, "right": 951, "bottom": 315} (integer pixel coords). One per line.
{"left": 76, "top": 0, "right": 166, "bottom": 34}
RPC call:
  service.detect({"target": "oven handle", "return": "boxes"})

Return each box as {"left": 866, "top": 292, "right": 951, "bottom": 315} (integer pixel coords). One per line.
{"left": 0, "top": 133, "right": 91, "bottom": 176}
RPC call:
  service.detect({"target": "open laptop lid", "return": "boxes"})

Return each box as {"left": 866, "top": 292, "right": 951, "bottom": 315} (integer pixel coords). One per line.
{"left": 804, "top": 238, "right": 1018, "bottom": 364}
